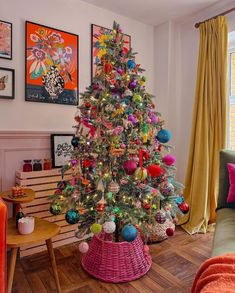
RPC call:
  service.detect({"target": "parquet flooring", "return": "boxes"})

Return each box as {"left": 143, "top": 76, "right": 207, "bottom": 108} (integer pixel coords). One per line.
{"left": 11, "top": 227, "right": 213, "bottom": 293}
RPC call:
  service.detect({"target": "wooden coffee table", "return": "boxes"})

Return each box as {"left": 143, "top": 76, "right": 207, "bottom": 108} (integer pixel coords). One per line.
{"left": 7, "top": 217, "right": 61, "bottom": 293}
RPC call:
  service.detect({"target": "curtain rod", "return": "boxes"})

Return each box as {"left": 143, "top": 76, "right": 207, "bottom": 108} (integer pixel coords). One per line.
{"left": 195, "top": 6, "right": 235, "bottom": 28}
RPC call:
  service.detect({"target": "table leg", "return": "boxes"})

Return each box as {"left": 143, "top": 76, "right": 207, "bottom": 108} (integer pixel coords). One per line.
{"left": 7, "top": 247, "right": 18, "bottom": 293}
{"left": 46, "top": 239, "right": 61, "bottom": 293}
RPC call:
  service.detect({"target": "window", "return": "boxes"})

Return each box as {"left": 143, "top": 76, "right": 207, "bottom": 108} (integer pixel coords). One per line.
{"left": 228, "top": 32, "right": 235, "bottom": 149}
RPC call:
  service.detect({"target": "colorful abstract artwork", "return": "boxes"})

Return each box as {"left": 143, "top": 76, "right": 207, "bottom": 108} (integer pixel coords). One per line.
{"left": 25, "top": 21, "right": 78, "bottom": 105}
{"left": 0, "top": 67, "right": 15, "bottom": 99}
{"left": 91, "top": 24, "right": 131, "bottom": 81}
{"left": 0, "top": 20, "right": 12, "bottom": 60}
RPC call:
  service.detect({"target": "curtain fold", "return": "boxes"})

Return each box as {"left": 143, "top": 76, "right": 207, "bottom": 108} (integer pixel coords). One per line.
{"left": 180, "top": 16, "right": 228, "bottom": 234}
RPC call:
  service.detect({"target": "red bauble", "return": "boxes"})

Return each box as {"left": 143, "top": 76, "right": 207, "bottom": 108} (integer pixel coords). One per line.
{"left": 142, "top": 150, "right": 150, "bottom": 160}
{"left": 166, "top": 227, "right": 174, "bottom": 237}
{"left": 122, "top": 47, "right": 129, "bottom": 55}
{"left": 54, "top": 189, "right": 62, "bottom": 195}
{"left": 85, "top": 102, "right": 91, "bottom": 108}
{"left": 147, "top": 164, "right": 163, "bottom": 177}
{"left": 143, "top": 203, "right": 151, "bottom": 210}
{"left": 74, "top": 115, "right": 81, "bottom": 123}
{"left": 97, "top": 203, "right": 106, "bottom": 212}
{"left": 135, "top": 139, "right": 141, "bottom": 145}
{"left": 92, "top": 83, "right": 99, "bottom": 90}
{"left": 123, "top": 160, "right": 137, "bottom": 175}
{"left": 104, "top": 63, "right": 113, "bottom": 74}
{"left": 83, "top": 159, "right": 92, "bottom": 168}
{"left": 178, "top": 202, "right": 189, "bottom": 214}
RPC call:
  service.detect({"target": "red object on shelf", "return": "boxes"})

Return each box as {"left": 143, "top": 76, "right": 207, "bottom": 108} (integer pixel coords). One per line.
{"left": 23, "top": 160, "right": 32, "bottom": 172}
{"left": 43, "top": 159, "right": 52, "bottom": 170}
{"left": 0, "top": 198, "right": 7, "bottom": 293}
{"left": 12, "top": 186, "right": 24, "bottom": 197}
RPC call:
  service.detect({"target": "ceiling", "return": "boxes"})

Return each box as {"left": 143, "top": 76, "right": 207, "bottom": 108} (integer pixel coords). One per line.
{"left": 81, "top": 0, "right": 221, "bottom": 26}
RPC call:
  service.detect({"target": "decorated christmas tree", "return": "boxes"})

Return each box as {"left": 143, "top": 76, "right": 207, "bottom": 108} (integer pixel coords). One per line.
{"left": 50, "top": 22, "right": 188, "bottom": 245}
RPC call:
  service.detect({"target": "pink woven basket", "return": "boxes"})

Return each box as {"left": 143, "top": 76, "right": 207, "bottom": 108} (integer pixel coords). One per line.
{"left": 81, "top": 232, "right": 152, "bottom": 283}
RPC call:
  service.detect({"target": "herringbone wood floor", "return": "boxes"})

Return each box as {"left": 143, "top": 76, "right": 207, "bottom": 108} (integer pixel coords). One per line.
{"left": 11, "top": 227, "right": 213, "bottom": 293}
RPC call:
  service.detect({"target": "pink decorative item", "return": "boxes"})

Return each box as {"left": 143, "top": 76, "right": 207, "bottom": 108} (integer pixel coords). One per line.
{"left": 108, "top": 181, "right": 120, "bottom": 194}
{"left": 18, "top": 217, "right": 35, "bottom": 235}
{"left": 113, "top": 126, "right": 124, "bottom": 135}
{"left": 79, "top": 241, "right": 89, "bottom": 253}
{"left": 123, "top": 159, "right": 137, "bottom": 175}
{"left": 162, "top": 154, "right": 176, "bottom": 166}
{"left": 151, "top": 114, "right": 158, "bottom": 124}
{"left": 142, "top": 220, "right": 175, "bottom": 243}
{"left": 81, "top": 232, "right": 152, "bottom": 283}
{"left": 227, "top": 163, "right": 235, "bottom": 203}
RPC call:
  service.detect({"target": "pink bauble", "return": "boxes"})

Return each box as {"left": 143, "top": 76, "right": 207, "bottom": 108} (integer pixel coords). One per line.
{"left": 162, "top": 154, "right": 176, "bottom": 166}
{"left": 78, "top": 241, "right": 89, "bottom": 253}
{"left": 123, "top": 160, "right": 137, "bottom": 175}
{"left": 143, "top": 245, "right": 150, "bottom": 253}
{"left": 151, "top": 114, "right": 158, "bottom": 124}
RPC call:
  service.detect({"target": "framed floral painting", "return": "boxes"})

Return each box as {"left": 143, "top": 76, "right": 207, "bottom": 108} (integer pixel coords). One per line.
{"left": 25, "top": 21, "right": 78, "bottom": 105}
{"left": 91, "top": 24, "right": 131, "bottom": 81}
{"left": 0, "top": 20, "right": 12, "bottom": 60}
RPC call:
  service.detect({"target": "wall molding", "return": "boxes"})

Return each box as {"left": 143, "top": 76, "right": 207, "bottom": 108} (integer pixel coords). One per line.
{"left": 0, "top": 130, "right": 72, "bottom": 139}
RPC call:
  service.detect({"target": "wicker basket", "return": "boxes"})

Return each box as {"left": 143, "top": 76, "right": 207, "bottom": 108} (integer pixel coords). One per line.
{"left": 143, "top": 219, "right": 175, "bottom": 243}
{"left": 81, "top": 232, "right": 152, "bottom": 283}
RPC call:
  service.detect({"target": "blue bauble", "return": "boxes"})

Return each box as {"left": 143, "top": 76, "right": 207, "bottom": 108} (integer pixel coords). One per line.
{"left": 156, "top": 129, "right": 171, "bottom": 143}
{"left": 176, "top": 196, "right": 184, "bottom": 204}
{"left": 121, "top": 224, "right": 137, "bottom": 242}
{"left": 127, "top": 59, "right": 135, "bottom": 69}
{"left": 71, "top": 136, "right": 79, "bottom": 147}
{"left": 65, "top": 209, "right": 80, "bottom": 224}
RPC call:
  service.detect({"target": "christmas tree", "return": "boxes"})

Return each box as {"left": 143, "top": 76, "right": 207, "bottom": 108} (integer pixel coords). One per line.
{"left": 50, "top": 22, "right": 188, "bottom": 243}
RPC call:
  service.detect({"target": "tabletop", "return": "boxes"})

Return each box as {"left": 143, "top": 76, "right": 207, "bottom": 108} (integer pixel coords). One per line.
{"left": 0, "top": 188, "right": 35, "bottom": 204}
{"left": 7, "top": 217, "right": 60, "bottom": 248}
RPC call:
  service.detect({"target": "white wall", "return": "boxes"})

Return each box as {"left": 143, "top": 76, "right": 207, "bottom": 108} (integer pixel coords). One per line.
{"left": 2, "top": 0, "right": 235, "bottom": 184}
{"left": 154, "top": 0, "right": 235, "bottom": 182}
{"left": 0, "top": 0, "right": 154, "bottom": 131}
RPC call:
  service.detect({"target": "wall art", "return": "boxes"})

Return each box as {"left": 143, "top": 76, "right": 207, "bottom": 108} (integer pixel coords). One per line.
{"left": 25, "top": 21, "right": 78, "bottom": 105}
{"left": 51, "top": 134, "right": 73, "bottom": 168}
{"left": 0, "top": 67, "right": 15, "bottom": 99}
{"left": 0, "top": 20, "right": 12, "bottom": 60}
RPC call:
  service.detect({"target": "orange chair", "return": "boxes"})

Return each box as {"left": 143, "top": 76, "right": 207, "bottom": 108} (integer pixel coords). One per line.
{"left": 0, "top": 198, "right": 7, "bottom": 293}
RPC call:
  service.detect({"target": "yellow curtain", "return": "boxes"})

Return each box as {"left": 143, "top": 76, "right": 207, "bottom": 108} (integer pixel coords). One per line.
{"left": 180, "top": 16, "right": 228, "bottom": 234}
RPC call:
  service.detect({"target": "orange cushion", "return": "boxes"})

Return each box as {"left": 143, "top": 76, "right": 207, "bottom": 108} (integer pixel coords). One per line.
{"left": 0, "top": 198, "right": 7, "bottom": 293}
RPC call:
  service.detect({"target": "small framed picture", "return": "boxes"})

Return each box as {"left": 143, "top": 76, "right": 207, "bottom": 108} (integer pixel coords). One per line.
{"left": 51, "top": 134, "right": 74, "bottom": 168}
{"left": 0, "top": 20, "right": 12, "bottom": 60}
{"left": 0, "top": 67, "right": 15, "bottom": 99}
